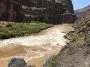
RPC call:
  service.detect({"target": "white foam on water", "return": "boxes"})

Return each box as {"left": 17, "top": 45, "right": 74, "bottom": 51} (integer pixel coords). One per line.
{"left": 0, "top": 24, "right": 74, "bottom": 67}
{"left": 0, "top": 24, "right": 73, "bottom": 47}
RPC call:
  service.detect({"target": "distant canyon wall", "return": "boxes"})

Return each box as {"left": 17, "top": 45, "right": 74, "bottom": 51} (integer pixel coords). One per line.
{"left": 0, "top": 0, "right": 76, "bottom": 23}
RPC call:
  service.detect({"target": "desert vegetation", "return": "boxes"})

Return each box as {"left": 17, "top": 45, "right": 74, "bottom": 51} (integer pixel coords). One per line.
{"left": 0, "top": 21, "right": 51, "bottom": 39}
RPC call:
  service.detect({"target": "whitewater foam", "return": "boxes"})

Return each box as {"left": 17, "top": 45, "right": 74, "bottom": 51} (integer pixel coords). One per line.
{"left": 0, "top": 24, "right": 73, "bottom": 47}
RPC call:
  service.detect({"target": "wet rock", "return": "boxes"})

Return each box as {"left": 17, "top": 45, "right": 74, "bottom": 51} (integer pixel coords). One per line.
{"left": 8, "top": 58, "right": 27, "bottom": 67}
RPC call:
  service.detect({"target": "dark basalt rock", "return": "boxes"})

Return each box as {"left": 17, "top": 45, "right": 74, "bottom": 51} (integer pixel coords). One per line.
{"left": 0, "top": 0, "right": 76, "bottom": 23}
{"left": 8, "top": 58, "right": 27, "bottom": 67}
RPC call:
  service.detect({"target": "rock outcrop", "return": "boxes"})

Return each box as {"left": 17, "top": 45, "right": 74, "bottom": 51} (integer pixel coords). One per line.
{"left": 0, "top": 0, "right": 76, "bottom": 23}
{"left": 56, "top": 12, "right": 90, "bottom": 67}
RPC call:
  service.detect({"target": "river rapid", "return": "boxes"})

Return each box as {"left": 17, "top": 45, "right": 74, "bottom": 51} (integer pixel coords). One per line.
{"left": 0, "top": 24, "right": 74, "bottom": 67}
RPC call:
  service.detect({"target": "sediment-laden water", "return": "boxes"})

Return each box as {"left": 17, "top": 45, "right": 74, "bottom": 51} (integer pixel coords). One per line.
{"left": 0, "top": 24, "right": 74, "bottom": 67}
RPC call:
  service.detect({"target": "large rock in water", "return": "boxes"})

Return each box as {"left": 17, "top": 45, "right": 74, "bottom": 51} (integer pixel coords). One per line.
{"left": 0, "top": 0, "right": 76, "bottom": 23}
{"left": 8, "top": 58, "right": 27, "bottom": 67}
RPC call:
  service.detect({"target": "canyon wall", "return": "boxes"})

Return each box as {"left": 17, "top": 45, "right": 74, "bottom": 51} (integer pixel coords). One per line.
{"left": 0, "top": 0, "right": 76, "bottom": 23}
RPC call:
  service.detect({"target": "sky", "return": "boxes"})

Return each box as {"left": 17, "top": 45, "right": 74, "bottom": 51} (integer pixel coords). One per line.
{"left": 72, "top": 0, "right": 90, "bottom": 10}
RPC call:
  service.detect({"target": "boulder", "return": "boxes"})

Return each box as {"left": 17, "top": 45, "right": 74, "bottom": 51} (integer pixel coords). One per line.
{"left": 8, "top": 58, "right": 27, "bottom": 67}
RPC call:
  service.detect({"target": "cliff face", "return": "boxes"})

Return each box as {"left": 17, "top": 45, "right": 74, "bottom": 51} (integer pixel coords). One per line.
{"left": 0, "top": 0, "right": 76, "bottom": 23}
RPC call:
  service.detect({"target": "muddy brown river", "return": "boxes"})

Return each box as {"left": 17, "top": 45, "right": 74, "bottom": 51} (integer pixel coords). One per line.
{"left": 0, "top": 24, "right": 74, "bottom": 67}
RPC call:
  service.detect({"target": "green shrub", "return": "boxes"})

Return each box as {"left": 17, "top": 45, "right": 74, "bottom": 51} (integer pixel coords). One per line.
{"left": 87, "top": 35, "right": 90, "bottom": 44}
{"left": 70, "top": 34, "right": 81, "bottom": 42}
{"left": 45, "top": 55, "right": 57, "bottom": 67}
{"left": 0, "top": 21, "right": 51, "bottom": 39}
